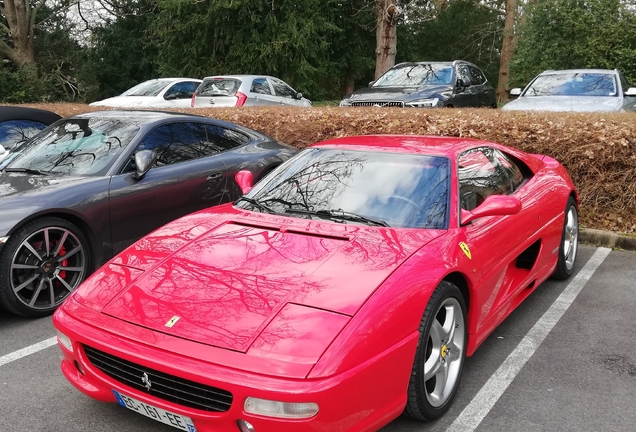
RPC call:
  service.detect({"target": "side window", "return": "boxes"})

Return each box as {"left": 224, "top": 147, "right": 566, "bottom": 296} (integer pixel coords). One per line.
{"left": 456, "top": 65, "right": 472, "bottom": 85}
{"left": 468, "top": 66, "right": 486, "bottom": 85}
{"left": 493, "top": 149, "right": 526, "bottom": 192}
{"left": 0, "top": 120, "right": 48, "bottom": 150}
{"left": 205, "top": 125, "right": 250, "bottom": 152}
{"left": 270, "top": 78, "right": 297, "bottom": 98}
{"left": 136, "top": 122, "right": 216, "bottom": 167}
{"left": 458, "top": 147, "right": 513, "bottom": 211}
{"left": 164, "top": 82, "right": 197, "bottom": 99}
{"left": 251, "top": 78, "right": 273, "bottom": 95}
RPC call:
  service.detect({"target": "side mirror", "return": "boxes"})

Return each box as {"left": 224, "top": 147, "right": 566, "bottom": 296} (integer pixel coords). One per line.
{"left": 368, "top": 80, "right": 376, "bottom": 87}
{"left": 296, "top": 92, "right": 303, "bottom": 100}
{"left": 133, "top": 150, "right": 156, "bottom": 180}
{"left": 235, "top": 170, "right": 253, "bottom": 194}
{"left": 510, "top": 88, "right": 522, "bottom": 96}
{"left": 625, "top": 87, "right": 636, "bottom": 97}
{"left": 0, "top": 145, "right": 5, "bottom": 156}
{"left": 460, "top": 195, "right": 521, "bottom": 225}
{"left": 164, "top": 93, "right": 178, "bottom": 100}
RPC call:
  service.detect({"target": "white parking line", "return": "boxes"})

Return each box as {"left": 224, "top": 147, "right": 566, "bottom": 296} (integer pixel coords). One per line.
{"left": 0, "top": 336, "right": 57, "bottom": 367}
{"left": 447, "top": 247, "right": 612, "bottom": 432}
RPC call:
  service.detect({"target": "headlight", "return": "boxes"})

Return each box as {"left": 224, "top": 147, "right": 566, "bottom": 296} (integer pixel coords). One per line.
{"left": 244, "top": 397, "right": 319, "bottom": 419}
{"left": 406, "top": 98, "right": 440, "bottom": 108}
{"left": 339, "top": 99, "right": 351, "bottom": 107}
{"left": 57, "top": 331, "right": 74, "bottom": 352}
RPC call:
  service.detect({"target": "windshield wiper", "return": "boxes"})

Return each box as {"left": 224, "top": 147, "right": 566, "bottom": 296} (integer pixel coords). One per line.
{"left": 4, "top": 167, "right": 50, "bottom": 175}
{"left": 285, "top": 208, "right": 389, "bottom": 227}
{"left": 235, "top": 197, "right": 276, "bottom": 214}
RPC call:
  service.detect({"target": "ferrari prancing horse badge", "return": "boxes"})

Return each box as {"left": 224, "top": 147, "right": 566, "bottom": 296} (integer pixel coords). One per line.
{"left": 459, "top": 242, "right": 472, "bottom": 260}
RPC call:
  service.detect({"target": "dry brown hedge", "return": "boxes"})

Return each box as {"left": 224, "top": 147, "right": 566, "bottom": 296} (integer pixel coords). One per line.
{"left": 16, "top": 103, "right": 636, "bottom": 233}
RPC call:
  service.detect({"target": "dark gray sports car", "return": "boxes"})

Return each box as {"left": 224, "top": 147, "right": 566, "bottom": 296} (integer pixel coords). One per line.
{"left": 0, "top": 110, "right": 296, "bottom": 317}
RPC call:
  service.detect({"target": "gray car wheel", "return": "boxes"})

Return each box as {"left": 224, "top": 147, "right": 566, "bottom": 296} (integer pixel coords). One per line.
{"left": 405, "top": 280, "right": 467, "bottom": 421}
{"left": 0, "top": 217, "right": 90, "bottom": 317}
{"left": 552, "top": 196, "right": 578, "bottom": 280}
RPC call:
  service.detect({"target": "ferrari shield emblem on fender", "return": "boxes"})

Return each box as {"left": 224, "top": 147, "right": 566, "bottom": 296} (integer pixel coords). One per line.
{"left": 459, "top": 242, "right": 472, "bottom": 260}
{"left": 165, "top": 316, "right": 180, "bottom": 328}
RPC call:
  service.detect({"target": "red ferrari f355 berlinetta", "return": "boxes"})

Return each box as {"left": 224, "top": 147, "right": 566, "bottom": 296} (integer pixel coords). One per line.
{"left": 54, "top": 135, "right": 578, "bottom": 432}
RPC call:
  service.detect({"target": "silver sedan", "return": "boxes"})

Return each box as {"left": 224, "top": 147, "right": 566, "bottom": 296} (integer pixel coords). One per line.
{"left": 502, "top": 69, "right": 636, "bottom": 112}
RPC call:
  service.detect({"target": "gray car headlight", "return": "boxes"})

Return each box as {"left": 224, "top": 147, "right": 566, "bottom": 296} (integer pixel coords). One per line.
{"left": 406, "top": 98, "right": 440, "bottom": 108}
{"left": 339, "top": 99, "right": 352, "bottom": 107}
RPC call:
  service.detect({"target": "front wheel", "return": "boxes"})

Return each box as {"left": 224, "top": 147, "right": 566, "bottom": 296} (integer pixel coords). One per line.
{"left": 404, "top": 281, "right": 467, "bottom": 421}
{"left": 551, "top": 196, "right": 578, "bottom": 280}
{"left": 0, "top": 217, "right": 91, "bottom": 318}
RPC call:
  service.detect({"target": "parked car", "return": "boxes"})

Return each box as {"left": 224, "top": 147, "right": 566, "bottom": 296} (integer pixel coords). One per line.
{"left": 54, "top": 135, "right": 578, "bottom": 431}
{"left": 502, "top": 69, "right": 636, "bottom": 112}
{"left": 191, "top": 75, "right": 311, "bottom": 108}
{"left": 0, "top": 106, "right": 61, "bottom": 162}
{"left": 89, "top": 78, "right": 202, "bottom": 108}
{"left": 339, "top": 60, "right": 497, "bottom": 108}
{"left": 0, "top": 110, "right": 296, "bottom": 317}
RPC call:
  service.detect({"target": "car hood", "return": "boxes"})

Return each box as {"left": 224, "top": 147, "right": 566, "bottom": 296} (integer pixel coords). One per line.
{"left": 0, "top": 171, "right": 102, "bottom": 235}
{"left": 89, "top": 96, "right": 159, "bottom": 107}
{"left": 346, "top": 85, "right": 453, "bottom": 102}
{"left": 502, "top": 95, "right": 623, "bottom": 112}
{"left": 97, "top": 206, "right": 445, "bottom": 353}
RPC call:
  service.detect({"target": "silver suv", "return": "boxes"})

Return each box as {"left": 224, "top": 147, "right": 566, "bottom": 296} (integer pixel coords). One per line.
{"left": 192, "top": 75, "right": 312, "bottom": 108}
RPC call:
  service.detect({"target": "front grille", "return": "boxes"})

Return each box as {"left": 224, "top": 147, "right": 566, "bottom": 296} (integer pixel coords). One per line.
{"left": 351, "top": 101, "right": 404, "bottom": 107}
{"left": 83, "top": 345, "right": 233, "bottom": 412}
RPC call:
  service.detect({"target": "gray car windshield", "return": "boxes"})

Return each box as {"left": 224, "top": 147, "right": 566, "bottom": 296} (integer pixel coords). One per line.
{"left": 524, "top": 73, "right": 618, "bottom": 97}
{"left": 239, "top": 148, "right": 450, "bottom": 229}
{"left": 5, "top": 118, "right": 139, "bottom": 176}
{"left": 122, "top": 80, "right": 170, "bottom": 97}
{"left": 374, "top": 64, "right": 453, "bottom": 87}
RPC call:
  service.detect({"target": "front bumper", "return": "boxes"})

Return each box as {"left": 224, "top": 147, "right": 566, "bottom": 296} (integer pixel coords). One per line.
{"left": 53, "top": 300, "right": 415, "bottom": 432}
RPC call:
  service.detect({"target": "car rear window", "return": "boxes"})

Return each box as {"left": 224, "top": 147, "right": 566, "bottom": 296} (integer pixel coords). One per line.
{"left": 197, "top": 78, "right": 241, "bottom": 97}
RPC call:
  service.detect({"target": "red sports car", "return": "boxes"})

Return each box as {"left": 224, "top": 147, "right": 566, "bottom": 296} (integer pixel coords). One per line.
{"left": 53, "top": 135, "right": 579, "bottom": 432}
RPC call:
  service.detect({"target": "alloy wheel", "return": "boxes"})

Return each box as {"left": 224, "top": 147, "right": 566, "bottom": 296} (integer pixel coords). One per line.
{"left": 10, "top": 226, "right": 86, "bottom": 310}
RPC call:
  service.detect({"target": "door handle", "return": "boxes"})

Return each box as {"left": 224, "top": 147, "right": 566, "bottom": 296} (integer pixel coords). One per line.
{"left": 206, "top": 173, "right": 223, "bottom": 181}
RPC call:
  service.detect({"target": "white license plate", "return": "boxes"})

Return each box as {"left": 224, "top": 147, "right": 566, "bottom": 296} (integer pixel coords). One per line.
{"left": 113, "top": 390, "right": 197, "bottom": 431}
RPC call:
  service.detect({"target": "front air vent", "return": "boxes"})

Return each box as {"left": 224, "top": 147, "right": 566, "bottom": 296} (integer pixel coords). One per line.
{"left": 83, "top": 345, "right": 233, "bottom": 412}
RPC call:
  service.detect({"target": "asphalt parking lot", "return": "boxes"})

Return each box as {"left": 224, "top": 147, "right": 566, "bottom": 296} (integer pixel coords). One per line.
{"left": 1, "top": 245, "right": 634, "bottom": 432}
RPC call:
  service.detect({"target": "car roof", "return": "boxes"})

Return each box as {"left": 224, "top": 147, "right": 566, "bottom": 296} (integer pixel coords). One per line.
{"left": 393, "top": 60, "right": 480, "bottom": 69}
{"left": 310, "top": 135, "right": 501, "bottom": 157}
{"left": 0, "top": 106, "right": 61, "bottom": 124}
{"left": 72, "top": 110, "right": 210, "bottom": 122}
{"left": 148, "top": 77, "right": 202, "bottom": 82}
{"left": 201, "top": 75, "right": 275, "bottom": 81}
{"left": 540, "top": 69, "right": 617, "bottom": 75}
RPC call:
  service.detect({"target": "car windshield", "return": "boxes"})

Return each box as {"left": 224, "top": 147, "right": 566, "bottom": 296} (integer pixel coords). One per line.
{"left": 122, "top": 80, "right": 171, "bottom": 97}
{"left": 524, "top": 73, "right": 618, "bottom": 97}
{"left": 238, "top": 148, "right": 450, "bottom": 229}
{"left": 197, "top": 78, "right": 241, "bottom": 97}
{"left": 374, "top": 64, "right": 453, "bottom": 87}
{"left": 4, "top": 118, "right": 140, "bottom": 176}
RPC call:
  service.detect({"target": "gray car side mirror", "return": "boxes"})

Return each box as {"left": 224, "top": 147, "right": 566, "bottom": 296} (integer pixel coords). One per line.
{"left": 625, "top": 87, "right": 636, "bottom": 97}
{"left": 133, "top": 150, "right": 157, "bottom": 180}
{"left": 296, "top": 92, "right": 303, "bottom": 100}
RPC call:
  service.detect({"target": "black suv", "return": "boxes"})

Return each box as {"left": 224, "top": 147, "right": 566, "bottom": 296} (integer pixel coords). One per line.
{"left": 339, "top": 60, "right": 496, "bottom": 109}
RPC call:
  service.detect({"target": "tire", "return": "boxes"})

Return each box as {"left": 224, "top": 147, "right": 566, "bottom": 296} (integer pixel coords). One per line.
{"left": 404, "top": 281, "right": 467, "bottom": 421}
{"left": 551, "top": 196, "right": 578, "bottom": 280}
{"left": 0, "top": 217, "right": 91, "bottom": 318}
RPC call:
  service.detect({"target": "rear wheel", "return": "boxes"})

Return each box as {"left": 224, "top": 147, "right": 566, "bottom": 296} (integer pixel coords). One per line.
{"left": 0, "top": 217, "right": 90, "bottom": 318}
{"left": 405, "top": 281, "right": 467, "bottom": 421}
{"left": 552, "top": 197, "right": 578, "bottom": 280}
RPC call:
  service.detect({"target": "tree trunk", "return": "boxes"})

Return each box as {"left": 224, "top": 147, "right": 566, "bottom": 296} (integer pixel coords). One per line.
{"left": 0, "top": 0, "right": 43, "bottom": 68}
{"left": 374, "top": 0, "right": 397, "bottom": 80}
{"left": 496, "top": 0, "right": 518, "bottom": 103}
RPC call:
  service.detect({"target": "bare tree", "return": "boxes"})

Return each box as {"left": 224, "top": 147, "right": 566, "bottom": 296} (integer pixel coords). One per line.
{"left": 374, "top": 0, "right": 398, "bottom": 79}
{"left": 0, "top": 0, "right": 48, "bottom": 66}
